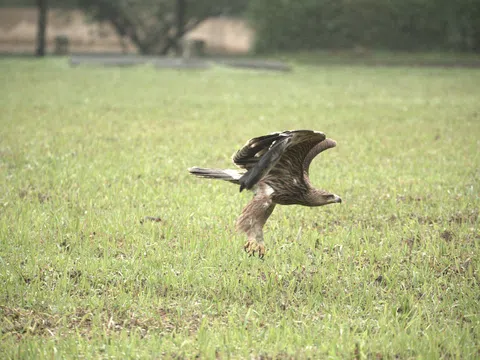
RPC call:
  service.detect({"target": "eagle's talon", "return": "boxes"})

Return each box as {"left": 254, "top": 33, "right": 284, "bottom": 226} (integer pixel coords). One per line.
{"left": 244, "top": 239, "right": 265, "bottom": 258}
{"left": 257, "top": 244, "right": 265, "bottom": 259}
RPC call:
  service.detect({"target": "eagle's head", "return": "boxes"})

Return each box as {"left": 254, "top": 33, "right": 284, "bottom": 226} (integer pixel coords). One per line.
{"left": 309, "top": 191, "right": 342, "bottom": 206}
{"left": 323, "top": 193, "right": 342, "bottom": 205}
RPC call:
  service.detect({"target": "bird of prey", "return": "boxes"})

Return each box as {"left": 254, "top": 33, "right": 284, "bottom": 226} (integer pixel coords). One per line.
{"left": 188, "top": 130, "right": 342, "bottom": 258}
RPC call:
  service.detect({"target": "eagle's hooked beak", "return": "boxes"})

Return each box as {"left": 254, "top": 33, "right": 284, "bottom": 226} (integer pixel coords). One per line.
{"left": 333, "top": 194, "right": 342, "bottom": 204}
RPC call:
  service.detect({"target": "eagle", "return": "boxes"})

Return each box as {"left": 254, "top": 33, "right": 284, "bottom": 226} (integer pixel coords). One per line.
{"left": 188, "top": 130, "right": 341, "bottom": 258}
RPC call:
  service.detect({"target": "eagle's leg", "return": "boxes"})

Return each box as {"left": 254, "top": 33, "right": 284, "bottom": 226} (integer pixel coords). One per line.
{"left": 236, "top": 195, "right": 275, "bottom": 258}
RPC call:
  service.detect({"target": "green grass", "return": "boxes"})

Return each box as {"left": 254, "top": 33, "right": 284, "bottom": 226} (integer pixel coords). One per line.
{"left": 0, "top": 57, "right": 479, "bottom": 359}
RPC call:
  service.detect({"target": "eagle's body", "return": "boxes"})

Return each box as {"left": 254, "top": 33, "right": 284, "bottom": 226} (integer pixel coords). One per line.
{"left": 189, "top": 130, "right": 341, "bottom": 257}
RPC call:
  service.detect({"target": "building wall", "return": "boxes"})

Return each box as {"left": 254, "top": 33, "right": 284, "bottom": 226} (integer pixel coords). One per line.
{"left": 0, "top": 8, "right": 254, "bottom": 54}
{"left": 185, "top": 17, "right": 254, "bottom": 55}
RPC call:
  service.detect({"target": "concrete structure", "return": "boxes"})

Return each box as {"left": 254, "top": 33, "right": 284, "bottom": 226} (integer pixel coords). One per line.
{"left": 0, "top": 8, "right": 254, "bottom": 55}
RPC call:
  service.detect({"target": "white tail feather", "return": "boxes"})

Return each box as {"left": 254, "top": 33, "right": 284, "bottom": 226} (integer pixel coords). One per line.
{"left": 188, "top": 167, "right": 243, "bottom": 184}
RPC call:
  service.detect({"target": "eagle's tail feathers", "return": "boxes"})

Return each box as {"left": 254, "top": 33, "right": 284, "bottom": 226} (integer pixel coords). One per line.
{"left": 188, "top": 167, "right": 243, "bottom": 184}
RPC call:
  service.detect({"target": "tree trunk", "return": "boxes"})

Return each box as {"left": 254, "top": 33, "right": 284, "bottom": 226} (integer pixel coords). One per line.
{"left": 175, "top": 0, "right": 186, "bottom": 56}
{"left": 36, "top": 0, "right": 48, "bottom": 57}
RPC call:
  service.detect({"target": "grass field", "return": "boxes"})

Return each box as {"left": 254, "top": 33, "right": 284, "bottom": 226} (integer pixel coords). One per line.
{"left": 0, "top": 56, "right": 479, "bottom": 359}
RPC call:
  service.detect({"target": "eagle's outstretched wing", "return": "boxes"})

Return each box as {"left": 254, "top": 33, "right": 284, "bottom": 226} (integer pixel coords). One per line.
{"left": 238, "top": 136, "right": 291, "bottom": 191}
{"left": 232, "top": 132, "right": 289, "bottom": 169}
{"left": 233, "top": 130, "right": 327, "bottom": 191}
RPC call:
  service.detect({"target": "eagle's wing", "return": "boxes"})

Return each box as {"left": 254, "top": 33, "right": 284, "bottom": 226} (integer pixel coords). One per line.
{"left": 302, "top": 138, "right": 337, "bottom": 176}
{"left": 234, "top": 130, "right": 327, "bottom": 191}
{"left": 268, "top": 130, "right": 327, "bottom": 179}
{"left": 238, "top": 136, "right": 291, "bottom": 191}
{"left": 232, "top": 132, "right": 288, "bottom": 169}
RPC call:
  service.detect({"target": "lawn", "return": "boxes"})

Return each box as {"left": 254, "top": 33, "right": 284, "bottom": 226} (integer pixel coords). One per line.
{"left": 0, "top": 57, "right": 479, "bottom": 359}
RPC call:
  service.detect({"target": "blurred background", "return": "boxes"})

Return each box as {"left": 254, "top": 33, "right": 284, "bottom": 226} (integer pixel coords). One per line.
{"left": 1, "top": 0, "right": 479, "bottom": 58}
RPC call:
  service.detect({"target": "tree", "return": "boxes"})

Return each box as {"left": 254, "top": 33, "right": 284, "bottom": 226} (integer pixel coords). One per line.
{"left": 75, "top": 0, "right": 248, "bottom": 55}
{"left": 175, "top": 0, "right": 186, "bottom": 55}
{"left": 35, "top": 0, "right": 48, "bottom": 56}
{"left": 248, "top": 0, "right": 480, "bottom": 52}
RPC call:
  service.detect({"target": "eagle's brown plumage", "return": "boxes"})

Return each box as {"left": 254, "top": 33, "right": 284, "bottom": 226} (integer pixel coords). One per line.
{"left": 189, "top": 130, "right": 341, "bottom": 258}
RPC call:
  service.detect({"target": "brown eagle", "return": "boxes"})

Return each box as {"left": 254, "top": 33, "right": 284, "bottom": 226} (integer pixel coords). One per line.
{"left": 188, "top": 130, "right": 341, "bottom": 258}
